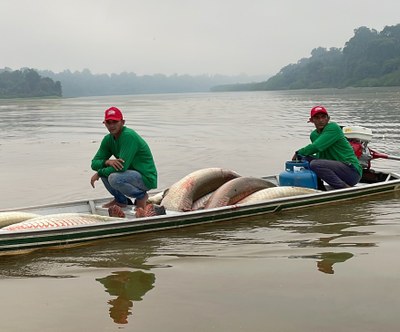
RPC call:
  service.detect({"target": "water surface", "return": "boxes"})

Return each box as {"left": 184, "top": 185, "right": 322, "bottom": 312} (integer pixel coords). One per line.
{"left": 0, "top": 88, "right": 400, "bottom": 331}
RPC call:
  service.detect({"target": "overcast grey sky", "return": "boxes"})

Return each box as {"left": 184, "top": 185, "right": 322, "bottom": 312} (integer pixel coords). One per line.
{"left": 1, "top": 0, "right": 399, "bottom": 76}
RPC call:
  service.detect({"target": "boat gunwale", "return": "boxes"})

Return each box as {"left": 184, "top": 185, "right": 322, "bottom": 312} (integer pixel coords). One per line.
{"left": 0, "top": 173, "right": 399, "bottom": 252}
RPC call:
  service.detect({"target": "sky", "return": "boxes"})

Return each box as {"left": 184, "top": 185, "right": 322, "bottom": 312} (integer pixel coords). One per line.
{"left": 1, "top": 0, "right": 400, "bottom": 77}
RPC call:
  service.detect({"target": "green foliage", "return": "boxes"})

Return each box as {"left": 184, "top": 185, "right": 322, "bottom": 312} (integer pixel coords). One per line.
{"left": 1, "top": 69, "right": 264, "bottom": 98}
{"left": 0, "top": 68, "right": 62, "bottom": 98}
{"left": 213, "top": 24, "right": 400, "bottom": 92}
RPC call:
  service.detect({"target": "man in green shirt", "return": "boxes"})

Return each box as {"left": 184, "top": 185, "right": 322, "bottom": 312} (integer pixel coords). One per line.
{"left": 294, "top": 106, "right": 362, "bottom": 190}
{"left": 90, "top": 107, "right": 157, "bottom": 209}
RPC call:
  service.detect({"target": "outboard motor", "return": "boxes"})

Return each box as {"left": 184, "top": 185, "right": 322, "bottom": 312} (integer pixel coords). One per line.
{"left": 279, "top": 161, "right": 318, "bottom": 189}
{"left": 342, "top": 126, "right": 373, "bottom": 169}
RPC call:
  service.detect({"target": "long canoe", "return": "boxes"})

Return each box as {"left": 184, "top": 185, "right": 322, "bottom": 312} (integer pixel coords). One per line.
{"left": 0, "top": 169, "right": 399, "bottom": 255}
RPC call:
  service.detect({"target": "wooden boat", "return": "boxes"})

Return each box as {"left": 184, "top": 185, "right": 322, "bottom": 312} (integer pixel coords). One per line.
{"left": 0, "top": 167, "right": 399, "bottom": 256}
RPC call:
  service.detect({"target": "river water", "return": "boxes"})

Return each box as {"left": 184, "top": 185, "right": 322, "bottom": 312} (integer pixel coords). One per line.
{"left": 0, "top": 88, "right": 400, "bottom": 331}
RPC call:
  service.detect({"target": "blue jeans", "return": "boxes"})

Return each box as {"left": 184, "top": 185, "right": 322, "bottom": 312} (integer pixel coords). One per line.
{"left": 308, "top": 159, "right": 361, "bottom": 189}
{"left": 101, "top": 170, "right": 149, "bottom": 205}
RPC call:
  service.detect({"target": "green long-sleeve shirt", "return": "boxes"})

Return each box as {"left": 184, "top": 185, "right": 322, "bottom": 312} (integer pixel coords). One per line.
{"left": 297, "top": 122, "right": 362, "bottom": 175}
{"left": 91, "top": 126, "right": 157, "bottom": 189}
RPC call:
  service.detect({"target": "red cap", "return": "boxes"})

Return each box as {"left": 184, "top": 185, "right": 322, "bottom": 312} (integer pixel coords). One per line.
{"left": 308, "top": 105, "right": 328, "bottom": 122}
{"left": 104, "top": 107, "right": 123, "bottom": 121}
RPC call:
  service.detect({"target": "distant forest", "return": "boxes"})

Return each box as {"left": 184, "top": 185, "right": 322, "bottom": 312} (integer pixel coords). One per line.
{"left": 212, "top": 24, "right": 400, "bottom": 92}
{"left": 38, "top": 70, "right": 266, "bottom": 97}
{"left": 0, "top": 68, "right": 61, "bottom": 98}
{"left": 0, "top": 67, "right": 266, "bottom": 98}
{"left": 2, "top": 24, "right": 400, "bottom": 98}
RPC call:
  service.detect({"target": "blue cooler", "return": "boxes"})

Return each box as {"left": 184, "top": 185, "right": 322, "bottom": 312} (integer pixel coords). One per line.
{"left": 279, "top": 161, "right": 318, "bottom": 189}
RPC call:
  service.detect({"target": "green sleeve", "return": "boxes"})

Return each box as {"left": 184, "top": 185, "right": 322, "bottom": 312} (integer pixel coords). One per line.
{"left": 297, "top": 123, "right": 342, "bottom": 156}
{"left": 90, "top": 135, "right": 114, "bottom": 177}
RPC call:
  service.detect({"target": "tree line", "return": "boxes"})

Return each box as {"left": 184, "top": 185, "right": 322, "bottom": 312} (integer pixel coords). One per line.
{"left": 38, "top": 70, "right": 266, "bottom": 97}
{"left": 0, "top": 68, "right": 265, "bottom": 98}
{"left": 0, "top": 68, "right": 62, "bottom": 98}
{"left": 212, "top": 24, "right": 400, "bottom": 91}
{"left": 3, "top": 23, "right": 399, "bottom": 98}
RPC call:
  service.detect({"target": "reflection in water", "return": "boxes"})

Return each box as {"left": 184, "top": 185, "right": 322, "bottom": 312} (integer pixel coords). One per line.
{"left": 0, "top": 233, "right": 161, "bottom": 278}
{"left": 316, "top": 252, "right": 354, "bottom": 274}
{"left": 300, "top": 251, "right": 355, "bottom": 275}
{"left": 96, "top": 270, "right": 155, "bottom": 325}
{"left": 276, "top": 203, "right": 377, "bottom": 249}
{"left": 275, "top": 202, "right": 376, "bottom": 274}
{"left": 295, "top": 251, "right": 354, "bottom": 274}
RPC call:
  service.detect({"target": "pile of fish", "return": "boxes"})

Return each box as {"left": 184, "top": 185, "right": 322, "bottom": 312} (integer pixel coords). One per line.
{"left": 0, "top": 167, "right": 320, "bottom": 230}
{"left": 159, "top": 168, "right": 241, "bottom": 211}
{"left": 153, "top": 167, "right": 320, "bottom": 212}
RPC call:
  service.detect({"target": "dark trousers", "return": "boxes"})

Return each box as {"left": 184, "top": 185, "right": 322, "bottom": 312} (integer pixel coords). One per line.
{"left": 308, "top": 159, "right": 361, "bottom": 189}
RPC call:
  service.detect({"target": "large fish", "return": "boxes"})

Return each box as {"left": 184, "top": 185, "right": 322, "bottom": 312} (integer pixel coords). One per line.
{"left": 205, "top": 177, "right": 277, "bottom": 209}
{"left": 192, "top": 192, "right": 214, "bottom": 210}
{"left": 0, "top": 211, "right": 40, "bottom": 228}
{"left": 237, "top": 186, "right": 320, "bottom": 204}
{"left": 1, "top": 213, "right": 117, "bottom": 232}
{"left": 161, "top": 168, "right": 241, "bottom": 211}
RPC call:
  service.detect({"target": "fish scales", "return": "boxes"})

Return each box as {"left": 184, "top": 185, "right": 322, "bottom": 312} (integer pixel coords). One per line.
{"left": 161, "top": 168, "right": 241, "bottom": 211}
{"left": 192, "top": 192, "right": 214, "bottom": 210}
{"left": 1, "top": 213, "right": 116, "bottom": 231}
{"left": 205, "top": 177, "right": 277, "bottom": 209}
{"left": 238, "top": 186, "right": 320, "bottom": 204}
{"left": 0, "top": 212, "right": 40, "bottom": 228}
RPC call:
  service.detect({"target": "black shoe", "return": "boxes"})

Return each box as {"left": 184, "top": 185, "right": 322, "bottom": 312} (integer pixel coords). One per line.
{"left": 317, "top": 178, "right": 327, "bottom": 191}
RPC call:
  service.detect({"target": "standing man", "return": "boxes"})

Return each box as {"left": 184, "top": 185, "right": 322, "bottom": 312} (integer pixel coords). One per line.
{"left": 293, "top": 105, "right": 362, "bottom": 189}
{"left": 90, "top": 106, "right": 157, "bottom": 210}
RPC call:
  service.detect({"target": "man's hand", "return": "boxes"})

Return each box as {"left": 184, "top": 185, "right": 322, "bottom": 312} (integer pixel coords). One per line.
{"left": 90, "top": 173, "right": 100, "bottom": 188}
{"left": 105, "top": 158, "right": 125, "bottom": 170}
{"left": 292, "top": 151, "right": 302, "bottom": 161}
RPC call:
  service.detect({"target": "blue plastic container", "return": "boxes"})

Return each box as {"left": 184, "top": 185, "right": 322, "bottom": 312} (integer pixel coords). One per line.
{"left": 279, "top": 161, "right": 318, "bottom": 189}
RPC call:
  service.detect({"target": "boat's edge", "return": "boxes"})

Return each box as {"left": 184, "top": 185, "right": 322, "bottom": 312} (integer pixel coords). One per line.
{"left": 1, "top": 173, "right": 400, "bottom": 254}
